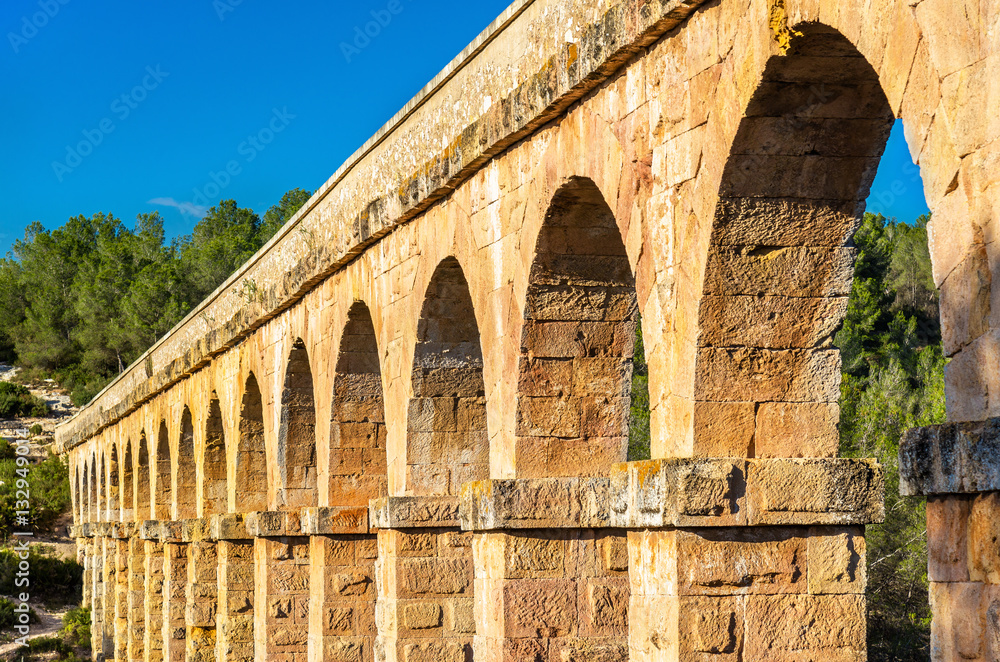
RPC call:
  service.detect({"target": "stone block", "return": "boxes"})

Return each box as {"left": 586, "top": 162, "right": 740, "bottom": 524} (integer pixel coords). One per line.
{"left": 928, "top": 496, "right": 972, "bottom": 583}
{"left": 900, "top": 418, "right": 1000, "bottom": 495}
{"left": 502, "top": 578, "right": 577, "bottom": 638}
{"left": 678, "top": 595, "right": 744, "bottom": 659}
{"left": 968, "top": 492, "right": 1000, "bottom": 584}
{"left": 244, "top": 511, "right": 301, "bottom": 537}
{"left": 370, "top": 496, "right": 460, "bottom": 529}
{"left": 208, "top": 513, "right": 249, "bottom": 540}
{"left": 747, "top": 458, "right": 884, "bottom": 526}
{"left": 300, "top": 506, "right": 368, "bottom": 534}
{"left": 807, "top": 527, "right": 865, "bottom": 595}
{"left": 754, "top": 402, "right": 840, "bottom": 458}
{"left": 460, "top": 478, "right": 610, "bottom": 530}
{"left": 744, "top": 594, "right": 866, "bottom": 661}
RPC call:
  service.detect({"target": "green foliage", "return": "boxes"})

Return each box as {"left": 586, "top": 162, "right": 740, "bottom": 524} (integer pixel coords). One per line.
{"left": 0, "top": 382, "right": 49, "bottom": 418}
{"left": 629, "top": 318, "right": 651, "bottom": 461}
{"left": 0, "top": 454, "right": 73, "bottom": 537}
{"left": 18, "top": 635, "right": 88, "bottom": 662}
{"left": 60, "top": 606, "right": 91, "bottom": 648}
{"left": 28, "top": 424, "right": 42, "bottom": 437}
{"left": 0, "top": 189, "right": 311, "bottom": 404}
{"left": 836, "top": 213, "right": 941, "bottom": 661}
{"left": 0, "top": 546, "right": 83, "bottom": 604}
{"left": 0, "top": 596, "right": 39, "bottom": 628}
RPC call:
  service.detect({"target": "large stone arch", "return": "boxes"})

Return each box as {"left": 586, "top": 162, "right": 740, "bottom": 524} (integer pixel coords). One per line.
{"left": 176, "top": 408, "right": 197, "bottom": 519}
{"left": 202, "top": 392, "right": 228, "bottom": 515}
{"left": 406, "top": 256, "right": 489, "bottom": 496}
{"left": 513, "top": 176, "right": 638, "bottom": 477}
{"left": 236, "top": 372, "right": 268, "bottom": 512}
{"left": 154, "top": 421, "right": 171, "bottom": 520}
{"left": 329, "top": 301, "right": 387, "bottom": 506}
{"left": 690, "top": 22, "right": 895, "bottom": 459}
{"left": 278, "top": 339, "right": 317, "bottom": 509}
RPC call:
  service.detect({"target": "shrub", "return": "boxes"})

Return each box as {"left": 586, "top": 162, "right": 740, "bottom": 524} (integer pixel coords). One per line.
{"left": 60, "top": 606, "right": 91, "bottom": 648}
{"left": 0, "top": 453, "right": 72, "bottom": 536}
{"left": 0, "top": 546, "right": 83, "bottom": 604}
{"left": 0, "top": 382, "right": 49, "bottom": 418}
{"left": 0, "top": 596, "right": 38, "bottom": 628}
{"left": 29, "top": 423, "right": 43, "bottom": 436}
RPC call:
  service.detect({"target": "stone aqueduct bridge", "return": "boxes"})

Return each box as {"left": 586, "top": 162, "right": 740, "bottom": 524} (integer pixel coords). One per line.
{"left": 55, "top": 0, "right": 1000, "bottom": 659}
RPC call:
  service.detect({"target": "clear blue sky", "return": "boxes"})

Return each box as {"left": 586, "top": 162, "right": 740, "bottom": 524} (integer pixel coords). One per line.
{"left": 0, "top": 1, "right": 928, "bottom": 257}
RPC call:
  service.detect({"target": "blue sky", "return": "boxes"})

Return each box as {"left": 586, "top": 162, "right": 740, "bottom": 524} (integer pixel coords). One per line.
{"left": 0, "top": 1, "right": 928, "bottom": 257}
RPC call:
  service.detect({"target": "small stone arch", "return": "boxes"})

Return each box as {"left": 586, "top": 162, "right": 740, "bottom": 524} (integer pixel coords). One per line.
{"left": 329, "top": 301, "right": 387, "bottom": 506}
{"left": 202, "top": 393, "right": 228, "bottom": 516}
{"left": 177, "top": 408, "right": 197, "bottom": 519}
{"left": 108, "top": 443, "right": 120, "bottom": 520}
{"left": 407, "top": 256, "right": 489, "bottom": 496}
{"left": 236, "top": 373, "right": 268, "bottom": 512}
{"left": 97, "top": 452, "right": 105, "bottom": 522}
{"left": 692, "top": 22, "right": 895, "bottom": 459}
{"left": 122, "top": 440, "right": 134, "bottom": 521}
{"left": 154, "top": 421, "right": 172, "bottom": 520}
{"left": 136, "top": 431, "right": 151, "bottom": 521}
{"left": 278, "top": 339, "right": 317, "bottom": 509}
{"left": 514, "top": 177, "right": 638, "bottom": 477}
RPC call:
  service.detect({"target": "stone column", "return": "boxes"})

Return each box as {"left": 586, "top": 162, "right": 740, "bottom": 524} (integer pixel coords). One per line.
{"left": 371, "top": 497, "right": 473, "bottom": 662}
{"left": 114, "top": 526, "right": 133, "bottom": 662}
{"left": 303, "top": 507, "right": 377, "bottom": 662}
{"left": 211, "top": 514, "right": 255, "bottom": 662}
{"left": 183, "top": 519, "right": 218, "bottom": 662}
{"left": 127, "top": 535, "right": 146, "bottom": 662}
{"left": 160, "top": 522, "right": 186, "bottom": 662}
{"left": 461, "top": 479, "right": 628, "bottom": 661}
{"left": 140, "top": 520, "right": 165, "bottom": 662}
{"left": 82, "top": 533, "right": 93, "bottom": 607}
{"left": 612, "top": 458, "right": 882, "bottom": 661}
{"left": 101, "top": 533, "right": 117, "bottom": 659}
{"left": 900, "top": 421, "right": 1000, "bottom": 659}
{"left": 248, "top": 511, "right": 311, "bottom": 661}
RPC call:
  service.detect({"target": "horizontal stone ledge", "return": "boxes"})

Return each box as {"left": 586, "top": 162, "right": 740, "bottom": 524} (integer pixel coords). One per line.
{"left": 610, "top": 458, "right": 884, "bottom": 528}
{"left": 301, "top": 506, "right": 368, "bottom": 534}
{"left": 900, "top": 419, "right": 1000, "bottom": 496}
{"left": 244, "top": 510, "right": 303, "bottom": 538}
{"left": 138, "top": 520, "right": 162, "bottom": 540}
{"left": 460, "top": 478, "right": 610, "bottom": 530}
{"left": 370, "top": 496, "right": 460, "bottom": 529}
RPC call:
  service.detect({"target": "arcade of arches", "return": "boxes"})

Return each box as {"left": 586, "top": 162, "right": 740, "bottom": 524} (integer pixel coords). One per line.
{"left": 59, "top": 0, "right": 1000, "bottom": 659}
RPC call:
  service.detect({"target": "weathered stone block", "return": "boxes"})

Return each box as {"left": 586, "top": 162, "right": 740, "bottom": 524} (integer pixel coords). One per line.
{"left": 460, "top": 477, "right": 610, "bottom": 530}
{"left": 300, "top": 506, "right": 368, "bottom": 534}
{"left": 928, "top": 496, "right": 972, "bottom": 583}
{"left": 370, "top": 496, "right": 460, "bottom": 529}
{"left": 900, "top": 419, "right": 1000, "bottom": 495}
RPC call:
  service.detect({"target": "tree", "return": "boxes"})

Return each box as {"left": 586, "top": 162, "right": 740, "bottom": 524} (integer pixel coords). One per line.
{"left": 260, "top": 188, "right": 313, "bottom": 243}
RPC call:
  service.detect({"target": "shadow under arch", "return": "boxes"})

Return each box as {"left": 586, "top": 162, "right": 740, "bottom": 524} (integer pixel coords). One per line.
{"left": 278, "top": 339, "right": 317, "bottom": 509}
{"left": 407, "top": 256, "right": 489, "bottom": 496}
{"left": 154, "top": 421, "right": 171, "bottom": 520}
{"left": 514, "top": 176, "right": 638, "bottom": 477}
{"left": 136, "top": 431, "right": 150, "bottom": 520}
{"left": 330, "top": 301, "right": 387, "bottom": 506}
{"left": 108, "top": 443, "right": 120, "bottom": 520}
{"left": 236, "top": 373, "right": 268, "bottom": 512}
{"left": 203, "top": 392, "right": 228, "bottom": 515}
{"left": 122, "top": 440, "right": 134, "bottom": 521}
{"left": 691, "top": 22, "right": 895, "bottom": 459}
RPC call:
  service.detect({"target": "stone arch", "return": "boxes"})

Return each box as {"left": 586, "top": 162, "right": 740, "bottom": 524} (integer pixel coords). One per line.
{"left": 514, "top": 177, "right": 637, "bottom": 476}
{"left": 202, "top": 393, "right": 228, "bottom": 515}
{"left": 236, "top": 373, "right": 267, "bottom": 512}
{"left": 122, "top": 439, "right": 134, "bottom": 521}
{"left": 278, "top": 339, "right": 317, "bottom": 509}
{"left": 136, "top": 431, "right": 151, "bottom": 521}
{"left": 97, "top": 452, "right": 105, "bottom": 522}
{"left": 108, "top": 443, "right": 120, "bottom": 520}
{"left": 330, "top": 301, "right": 387, "bottom": 506}
{"left": 154, "top": 421, "right": 172, "bottom": 520}
{"left": 407, "top": 256, "right": 488, "bottom": 495}
{"left": 691, "top": 23, "right": 895, "bottom": 459}
{"left": 177, "top": 407, "right": 197, "bottom": 519}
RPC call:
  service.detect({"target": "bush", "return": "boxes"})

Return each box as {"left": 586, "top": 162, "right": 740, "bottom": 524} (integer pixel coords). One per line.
{"left": 29, "top": 423, "right": 43, "bottom": 436}
{"left": 0, "top": 546, "right": 83, "bottom": 604}
{"left": 0, "top": 453, "right": 72, "bottom": 536}
{"left": 0, "top": 596, "right": 38, "bottom": 628}
{"left": 60, "top": 606, "right": 91, "bottom": 648}
{"left": 0, "top": 382, "right": 48, "bottom": 418}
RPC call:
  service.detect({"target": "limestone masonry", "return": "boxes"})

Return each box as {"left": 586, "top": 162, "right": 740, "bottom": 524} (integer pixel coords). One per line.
{"left": 57, "top": 0, "right": 1000, "bottom": 659}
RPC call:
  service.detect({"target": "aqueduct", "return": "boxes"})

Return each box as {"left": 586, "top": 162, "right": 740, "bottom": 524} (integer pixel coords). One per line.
{"left": 57, "top": 0, "right": 1000, "bottom": 658}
